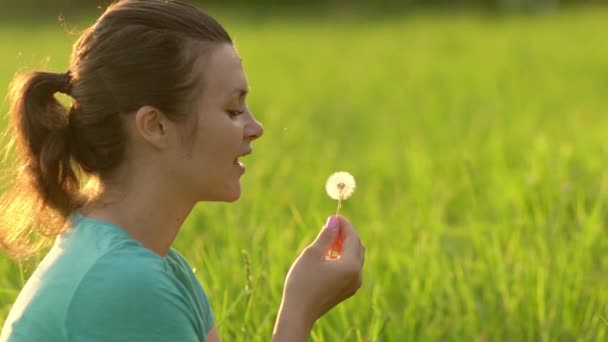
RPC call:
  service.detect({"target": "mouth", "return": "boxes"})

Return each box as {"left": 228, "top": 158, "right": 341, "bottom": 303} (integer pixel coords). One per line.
{"left": 234, "top": 149, "right": 252, "bottom": 170}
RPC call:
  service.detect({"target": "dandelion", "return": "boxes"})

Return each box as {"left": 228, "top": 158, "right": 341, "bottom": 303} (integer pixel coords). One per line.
{"left": 325, "top": 171, "right": 356, "bottom": 216}
{"left": 324, "top": 171, "right": 356, "bottom": 260}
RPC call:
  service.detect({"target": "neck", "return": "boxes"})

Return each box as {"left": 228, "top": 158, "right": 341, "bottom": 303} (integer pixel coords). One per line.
{"left": 82, "top": 176, "right": 195, "bottom": 257}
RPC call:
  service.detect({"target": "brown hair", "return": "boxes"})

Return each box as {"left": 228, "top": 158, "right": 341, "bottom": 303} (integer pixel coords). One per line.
{"left": 0, "top": 0, "right": 232, "bottom": 259}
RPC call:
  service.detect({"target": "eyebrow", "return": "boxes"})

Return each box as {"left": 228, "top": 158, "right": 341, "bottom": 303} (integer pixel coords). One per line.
{"left": 228, "top": 87, "right": 249, "bottom": 99}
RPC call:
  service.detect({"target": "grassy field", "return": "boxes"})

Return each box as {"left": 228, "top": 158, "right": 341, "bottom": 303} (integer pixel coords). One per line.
{"left": 2, "top": 7, "right": 608, "bottom": 341}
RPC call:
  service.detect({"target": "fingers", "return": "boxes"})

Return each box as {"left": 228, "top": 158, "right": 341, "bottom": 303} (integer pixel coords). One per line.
{"left": 358, "top": 244, "right": 365, "bottom": 287}
{"left": 338, "top": 216, "right": 364, "bottom": 289}
{"left": 310, "top": 216, "right": 341, "bottom": 254}
{"left": 337, "top": 216, "right": 362, "bottom": 259}
{"left": 359, "top": 243, "right": 366, "bottom": 266}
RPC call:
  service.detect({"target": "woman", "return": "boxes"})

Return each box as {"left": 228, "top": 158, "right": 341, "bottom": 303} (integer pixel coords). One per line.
{"left": 0, "top": 0, "right": 365, "bottom": 341}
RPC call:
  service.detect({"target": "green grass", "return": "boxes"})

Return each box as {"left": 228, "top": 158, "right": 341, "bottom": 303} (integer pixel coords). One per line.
{"left": 2, "top": 7, "right": 608, "bottom": 341}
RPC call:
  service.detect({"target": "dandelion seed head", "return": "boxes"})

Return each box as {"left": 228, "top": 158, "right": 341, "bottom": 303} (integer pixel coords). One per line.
{"left": 326, "top": 171, "right": 356, "bottom": 201}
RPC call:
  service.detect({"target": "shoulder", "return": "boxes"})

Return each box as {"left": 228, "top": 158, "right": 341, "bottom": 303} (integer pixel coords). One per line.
{"left": 75, "top": 245, "right": 168, "bottom": 289}
{"left": 68, "top": 246, "right": 183, "bottom": 309}
{"left": 64, "top": 248, "right": 198, "bottom": 340}
{"left": 165, "top": 248, "right": 217, "bottom": 334}
{"left": 165, "top": 248, "right": 205, "bottom": 294}
{"left": 166, "top": 248, "right": 195, "bottom": 273}
{"left": 167, "top": 247, "right": 188, "bottom": 264}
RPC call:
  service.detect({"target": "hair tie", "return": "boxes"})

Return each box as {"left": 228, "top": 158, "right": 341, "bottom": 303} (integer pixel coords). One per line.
{"left": 58, "top": 71, "right": 72, "bottom": 96}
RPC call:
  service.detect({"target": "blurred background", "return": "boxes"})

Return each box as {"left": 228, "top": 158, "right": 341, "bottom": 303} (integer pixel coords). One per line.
{"left": 2, "top": 0, "right": 608, "bottom": 341}
{"left": 2, "top": 0, "right": 608, "bottom": 18}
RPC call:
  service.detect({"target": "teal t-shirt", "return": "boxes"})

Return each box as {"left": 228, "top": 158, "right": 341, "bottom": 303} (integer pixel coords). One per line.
{"left": 1, "top": 213, "right": 215, "bottom": 341}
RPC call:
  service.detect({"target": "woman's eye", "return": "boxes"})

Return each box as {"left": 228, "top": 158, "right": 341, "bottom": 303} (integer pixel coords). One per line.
{"left": 227, "top": 109, "right": 245, "bottom": 117}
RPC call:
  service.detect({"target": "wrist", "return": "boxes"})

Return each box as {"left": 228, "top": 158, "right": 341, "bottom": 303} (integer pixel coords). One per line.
{"left": 272, "top": 300, "right": 315, "bottom": 342}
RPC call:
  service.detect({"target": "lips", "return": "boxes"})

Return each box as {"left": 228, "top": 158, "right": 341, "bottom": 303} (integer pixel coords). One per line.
{"left": 234, "top": 149, "right": 252, "bottom": 167}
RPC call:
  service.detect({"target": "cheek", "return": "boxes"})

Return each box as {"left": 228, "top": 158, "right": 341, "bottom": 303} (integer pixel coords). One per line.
{"left": 212, "top": 124, "right": 244, "bottom": 157}
{"left": 189, "top": 136, "right": 236, "bottom": 172}
{"left": 183, "top": 119, "right": 244, "bottom": 171}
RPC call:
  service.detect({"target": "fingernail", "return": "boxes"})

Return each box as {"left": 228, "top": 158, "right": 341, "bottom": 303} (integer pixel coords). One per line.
{"left": 325, "top": 216, "right": 338, "bottom": 230}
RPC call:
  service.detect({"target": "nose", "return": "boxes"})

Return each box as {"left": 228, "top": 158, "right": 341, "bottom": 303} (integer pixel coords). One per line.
{"left": 245, "top": 112, "right": 264, "bottom": 141}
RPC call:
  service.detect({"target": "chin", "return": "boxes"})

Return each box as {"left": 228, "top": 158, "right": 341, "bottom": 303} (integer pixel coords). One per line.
{"left": 223, "top": 192, "right": 241, "bottom": 202}
{"left": 195, "top": 182, "right": 242, "bottom": 202}
{"left": 216, "top": 185, "right": 242, "bottom": 203}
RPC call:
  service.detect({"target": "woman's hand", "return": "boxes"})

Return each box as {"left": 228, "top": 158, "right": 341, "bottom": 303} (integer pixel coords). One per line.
{"left": 272, "top": 216, "right": 365, "bottom": 341}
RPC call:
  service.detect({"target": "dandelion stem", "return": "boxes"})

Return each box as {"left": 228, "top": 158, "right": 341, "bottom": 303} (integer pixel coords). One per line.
{"left": 335, "top": 198, "right": 342, "bottom": 217}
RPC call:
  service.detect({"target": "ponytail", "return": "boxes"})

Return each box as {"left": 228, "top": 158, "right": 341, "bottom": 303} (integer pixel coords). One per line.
{"left": 1, "top": 0, "right": 235, "bottom": 259}
{"left": 0, "top": 71, "right": 84, "bottom": 259}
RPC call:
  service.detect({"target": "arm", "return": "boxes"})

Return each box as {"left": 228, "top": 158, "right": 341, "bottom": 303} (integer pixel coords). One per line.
{"left": 271, "top": 216, "right": 365, "bottom": 341}
{"left": 200, "top": 216, "right": 364, "bottom": 342}
{"left": 272, "top": 301, "right": 314, "bottom": 342}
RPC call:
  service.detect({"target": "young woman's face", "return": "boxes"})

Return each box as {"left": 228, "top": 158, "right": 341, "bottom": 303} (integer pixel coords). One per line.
{"left": 170, "top": 43, "right": 264, "bottom": 203}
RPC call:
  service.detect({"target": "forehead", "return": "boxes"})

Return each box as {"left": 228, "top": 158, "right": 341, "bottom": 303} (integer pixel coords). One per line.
{"left": 197, "top": 43, "right": 246, "bottom": 102}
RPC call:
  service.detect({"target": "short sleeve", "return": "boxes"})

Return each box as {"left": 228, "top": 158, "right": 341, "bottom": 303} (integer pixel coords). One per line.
{"left": 64, "top": 254, "right": 201, "bottom": 342}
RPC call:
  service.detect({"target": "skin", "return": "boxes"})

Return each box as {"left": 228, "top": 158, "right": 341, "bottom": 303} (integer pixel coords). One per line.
{"left": 82, "top": 43, "right": 365, "bottom": 342}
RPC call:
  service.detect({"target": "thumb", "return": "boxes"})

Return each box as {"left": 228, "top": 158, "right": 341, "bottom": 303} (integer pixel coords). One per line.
{"left": 311, "top": 216, "right": 341, "bottom": 251}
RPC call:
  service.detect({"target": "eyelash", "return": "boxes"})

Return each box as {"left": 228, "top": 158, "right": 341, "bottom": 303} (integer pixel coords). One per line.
{"left": 227, "top": 109, "right": 246, "bottom": 118}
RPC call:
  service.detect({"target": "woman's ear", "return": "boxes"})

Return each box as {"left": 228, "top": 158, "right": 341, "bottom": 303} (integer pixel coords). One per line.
{"left": 133, "top": 105, "right": 170, "bottom": 150}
